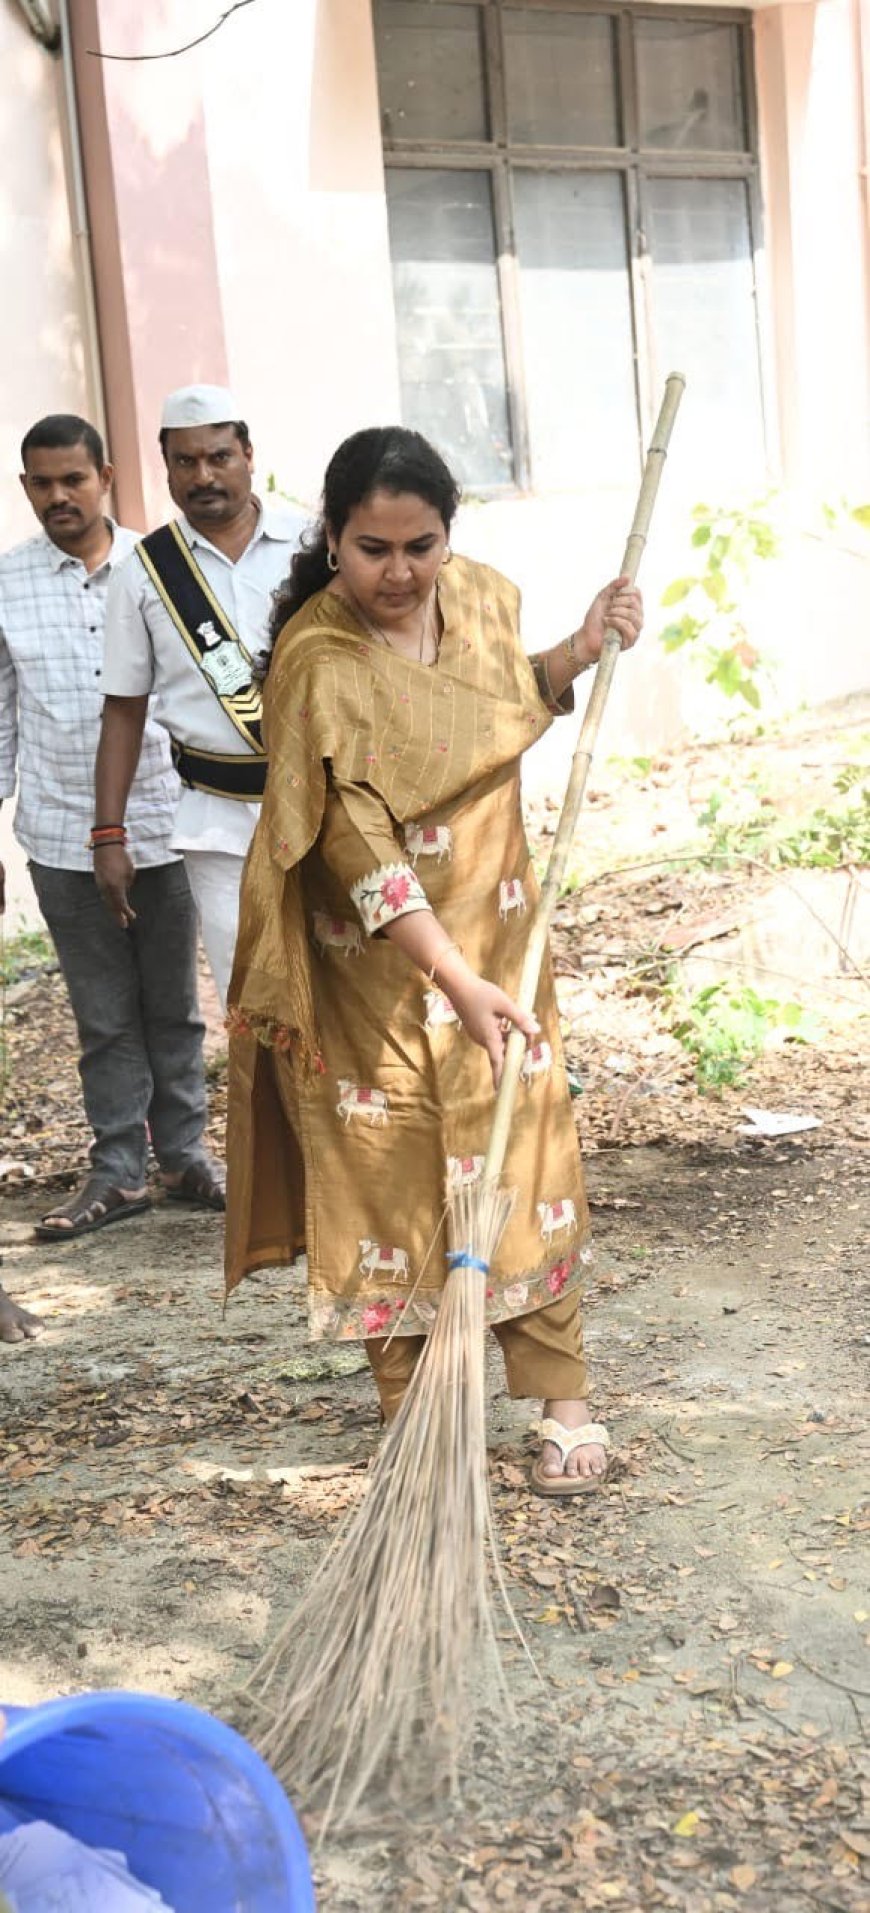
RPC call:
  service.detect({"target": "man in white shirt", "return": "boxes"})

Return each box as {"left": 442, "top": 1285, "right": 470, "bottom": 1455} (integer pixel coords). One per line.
{"left": 95, "top": 385, "right": 306, "bottom": 1004}
{"left": 0, "top": 413, "right": 224, "bottom": 1240}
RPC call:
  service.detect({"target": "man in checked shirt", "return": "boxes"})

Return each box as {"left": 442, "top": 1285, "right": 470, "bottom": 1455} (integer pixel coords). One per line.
{"left": 0, "top": 413, "right": 225, "bottom": 1241}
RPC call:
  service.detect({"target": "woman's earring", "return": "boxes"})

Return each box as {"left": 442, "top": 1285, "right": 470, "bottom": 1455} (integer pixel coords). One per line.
{"left": 327, "top": 550, "right": 339, "bottom": 573}
{"left": 441, "top": 546, "right": 453, "bottom": 566}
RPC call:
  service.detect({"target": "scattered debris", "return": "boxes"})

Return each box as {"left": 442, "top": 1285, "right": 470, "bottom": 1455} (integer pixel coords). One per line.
{"left": 2, "top": 704, "right": 868, "bottom": 1910}
{"left": 738, "top": 1106, "right": 823, "bottom": 1137}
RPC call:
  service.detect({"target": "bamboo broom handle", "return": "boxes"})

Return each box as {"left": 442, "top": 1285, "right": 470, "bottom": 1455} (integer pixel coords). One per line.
{"left": 482, "top": 373, "right": 686, "bottom": 1185}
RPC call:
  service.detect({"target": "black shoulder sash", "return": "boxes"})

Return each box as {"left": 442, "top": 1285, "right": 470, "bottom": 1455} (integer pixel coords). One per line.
{"left": 137, "top": 522, "right": 264, "bottom": 754}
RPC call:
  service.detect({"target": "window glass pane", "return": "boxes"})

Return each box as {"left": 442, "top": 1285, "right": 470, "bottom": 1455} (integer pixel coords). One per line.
{"left": 636, "top": 19, "right": 746, "bottom": 152}
{"left": 374, "top": 1, "right": 488, "bottom": 142}
{"left": 503, "top": 10, "right": 619, "bottom": 146}
{"left": 645, "top": 178, "right": 765, "bottom": 479}
{"left": 512, "top": 171, "right": 638, "bottom": 487}
{"left": 385, "top": 169, "right": 514, "bottom": 488}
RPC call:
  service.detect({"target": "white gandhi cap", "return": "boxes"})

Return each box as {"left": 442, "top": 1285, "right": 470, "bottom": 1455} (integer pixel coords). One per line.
{"left": 160, "top": 384, "right": 243, "bottom": 430}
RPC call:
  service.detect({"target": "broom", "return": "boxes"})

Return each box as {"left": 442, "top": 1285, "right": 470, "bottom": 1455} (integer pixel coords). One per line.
{"left": 240, "top": 374, "right": 686, "bottom": 1830}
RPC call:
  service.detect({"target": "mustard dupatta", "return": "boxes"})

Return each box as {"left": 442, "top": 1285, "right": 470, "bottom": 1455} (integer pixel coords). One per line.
{"left": 228, "top": 556, "right": 552, "bottom": 1068}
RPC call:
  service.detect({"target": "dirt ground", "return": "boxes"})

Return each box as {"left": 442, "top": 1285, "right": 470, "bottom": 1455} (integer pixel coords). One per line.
{"left": 1, "top": 708, "right": 869, "bottom": 1910}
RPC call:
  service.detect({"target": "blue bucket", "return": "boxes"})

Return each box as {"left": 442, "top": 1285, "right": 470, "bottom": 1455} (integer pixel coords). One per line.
{"left": 0, "top": 1691, "right": 315, "bottom": 1911}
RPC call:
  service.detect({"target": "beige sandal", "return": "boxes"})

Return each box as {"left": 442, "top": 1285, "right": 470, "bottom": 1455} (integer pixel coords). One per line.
{"left": 530, "top": 1419, "right": 612, "bottom": 1498}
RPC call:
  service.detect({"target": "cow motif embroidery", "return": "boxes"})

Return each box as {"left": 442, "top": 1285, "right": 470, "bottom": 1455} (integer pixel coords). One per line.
{"left": 520, "top": 1040, "right": 553, "bottom": 1084}
{"left": 537, "top": 1197, "right": 577, "bottom": 1243}
{"left": 424, "top": 989, "right": 460, "bottom": 1031}
{"left": 313, "top": 913, "right": 364, "bottom": 958}
{"left": 447, "top": 1153, "right": 485, "bottom": 1191}
{"left": 358, "top": 1240, "right": 411, "bottom": 1281}
{"left": 405, "top": 823, "right": 453, "bottom": 865}
{"left": 499, "top": 878, "right": 527, "bottom": 920}
{"left": 336, "top": 1079, "right": 389, "bottom": 1126}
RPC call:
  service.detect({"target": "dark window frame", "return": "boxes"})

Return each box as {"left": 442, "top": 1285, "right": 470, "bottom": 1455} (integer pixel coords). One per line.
{"left": 375, "top": 0, "right": 768, "bottom": 494}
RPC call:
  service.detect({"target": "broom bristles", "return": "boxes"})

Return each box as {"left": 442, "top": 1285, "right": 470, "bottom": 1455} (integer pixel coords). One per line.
{"left": 239, "top": 1175, "right": 524, "bottom": 1832}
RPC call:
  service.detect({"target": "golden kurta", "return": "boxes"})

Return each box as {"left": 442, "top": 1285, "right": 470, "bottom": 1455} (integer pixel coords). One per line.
{"left": 225, "top": 555, "right": 592, "bottom": 1341}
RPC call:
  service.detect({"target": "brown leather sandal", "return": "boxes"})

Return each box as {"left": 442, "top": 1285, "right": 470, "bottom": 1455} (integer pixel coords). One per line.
{"left": 35, "top": 1179, "right": 151, "bottom": 1242}
{"left": 164, "top": 1161, "right": 226, "bottom": 1212}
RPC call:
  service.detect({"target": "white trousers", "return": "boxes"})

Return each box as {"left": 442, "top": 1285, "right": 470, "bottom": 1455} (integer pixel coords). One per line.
{"left": 182, "top": 849, "right": 245, "bottom": 1009}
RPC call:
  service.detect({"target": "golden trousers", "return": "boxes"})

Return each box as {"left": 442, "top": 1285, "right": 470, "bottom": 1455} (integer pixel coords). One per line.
{"left": 365, "top": 1290, "right": 587, "bottom": 1421}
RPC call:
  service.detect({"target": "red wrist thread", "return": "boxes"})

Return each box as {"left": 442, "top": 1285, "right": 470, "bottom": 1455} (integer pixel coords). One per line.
{"left": 89, "top": 825, "right": 128, "bottom": 848}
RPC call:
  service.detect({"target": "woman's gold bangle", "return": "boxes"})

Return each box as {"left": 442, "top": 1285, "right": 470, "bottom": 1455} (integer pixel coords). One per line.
{"left": 563, "top": 631, "right": 592, "bottom": 673}
{"left": 427, "top": 941, "right": 462, "bottom": 984}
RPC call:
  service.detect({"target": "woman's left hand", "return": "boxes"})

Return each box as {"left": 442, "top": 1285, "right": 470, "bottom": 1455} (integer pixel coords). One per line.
{"left": 577, "top": 576, "right": 644, "bottom": 664}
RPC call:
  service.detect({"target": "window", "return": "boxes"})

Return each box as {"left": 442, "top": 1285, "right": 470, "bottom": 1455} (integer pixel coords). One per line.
{"left": 374, "top": 1, "right": 767, "bottom": 492}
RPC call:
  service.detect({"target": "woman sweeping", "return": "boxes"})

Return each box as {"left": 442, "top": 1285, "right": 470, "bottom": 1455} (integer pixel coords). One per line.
{"left": 225, "top": 427, "right": 642, "bottom": 1495}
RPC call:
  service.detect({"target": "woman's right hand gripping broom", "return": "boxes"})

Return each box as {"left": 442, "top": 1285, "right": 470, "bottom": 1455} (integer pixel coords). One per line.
{"left": 430, "top": 946, "right": 538, "bottom": 1090}
{"left": 383, "top": 911, "right": 538, "bottom": 1089}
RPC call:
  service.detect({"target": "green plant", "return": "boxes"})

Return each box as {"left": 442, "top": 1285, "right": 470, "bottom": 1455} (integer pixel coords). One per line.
{"left": 694, "top": 770, "right": 870, "bottom": 871}
{"left": 0, "top": 927, "right": 55, "bottom": 987}
{"left": 607, "top": 753, "right": 654, "bottom": 779}
{"left": 695, "top": 785, "right": 775, "bottom": 865}
{"left": 670, "top": 981, "right": 807, "bottom": 1091}
{"left": 819, "top": 498, "right": 870, "bottom": 536}
{"left": 773, "top": 774, "right": 870, "bottom": 867}
{"left": 659, "top": 498, "right": 780, "bottom": 709}
{"left": 0, "top": 928, "right": 56, "bottom": 1102}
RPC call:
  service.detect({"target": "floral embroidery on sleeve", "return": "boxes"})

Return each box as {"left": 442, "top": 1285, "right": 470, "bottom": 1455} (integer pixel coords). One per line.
{"left": 350, "top": 860, "right": 429, "bottom": 934}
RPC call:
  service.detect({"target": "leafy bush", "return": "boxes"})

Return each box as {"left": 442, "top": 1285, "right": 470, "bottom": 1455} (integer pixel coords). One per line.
{"left": 696, "top": 772, "right": 870, "bottom": 870}
{"left": 774, "top": 770, "right": 870, "bottom": 868}
{"left": 0, "top": 928, "right": 55, "bottom": 987}
{"left": 671, "top": 982, "right": 807, "bottom": 1091}
{"left": 659, "top": 499, "right": 779, "bottom": 709}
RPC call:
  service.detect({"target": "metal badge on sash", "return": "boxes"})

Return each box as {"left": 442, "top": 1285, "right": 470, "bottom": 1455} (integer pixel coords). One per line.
{"left": 136, "top": 523, "right": 265, "bottom": 755}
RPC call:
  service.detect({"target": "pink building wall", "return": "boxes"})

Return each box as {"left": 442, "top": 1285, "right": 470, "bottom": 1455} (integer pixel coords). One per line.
{"left": 756, "top": 0, "right": 870, "bottom": 494}
{"left": 53, "top": 0, "right": 870, "bottom": 529}
{"left": 0, "top": 4, "right": 90, "bottom": 548}
{"left": 72, "top": 0, "right": 231, "bottom": 529}
{"left": 0, "top": 2, "right": 93, "bottom": 924}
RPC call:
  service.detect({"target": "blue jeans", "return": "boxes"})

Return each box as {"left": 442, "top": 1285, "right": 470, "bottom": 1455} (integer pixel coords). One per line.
{"left": 29, "top": 859, "right": 209, "bottom": 1188}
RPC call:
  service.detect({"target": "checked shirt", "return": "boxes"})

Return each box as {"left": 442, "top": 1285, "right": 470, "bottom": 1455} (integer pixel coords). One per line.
{"left": 0, "top": 524, "right": 179, "bottom": 872}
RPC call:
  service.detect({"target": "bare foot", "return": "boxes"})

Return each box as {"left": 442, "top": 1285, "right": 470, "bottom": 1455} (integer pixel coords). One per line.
{"left": 540, "top": 1398, "right": 608, "bottom": 1481}
{"left": 0, "top": 1285, "right": 43, "bottom": 1344}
